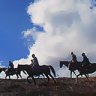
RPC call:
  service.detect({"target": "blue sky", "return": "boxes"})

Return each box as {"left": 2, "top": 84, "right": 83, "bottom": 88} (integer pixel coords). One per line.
{"left": 0, "top": 0, "right": 34, "bottom": 66}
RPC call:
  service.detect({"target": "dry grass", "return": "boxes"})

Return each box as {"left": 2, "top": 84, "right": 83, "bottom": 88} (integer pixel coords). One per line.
{"left": 0, "top": 77, "right": 96, "bottom": 96}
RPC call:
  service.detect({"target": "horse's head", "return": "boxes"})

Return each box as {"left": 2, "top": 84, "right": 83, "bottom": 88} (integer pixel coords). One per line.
{"left": 60, "top": 61, "right": 69, "bottom": 68}
{"left": 0, "top": 68, "right": 7, "bottom": 73}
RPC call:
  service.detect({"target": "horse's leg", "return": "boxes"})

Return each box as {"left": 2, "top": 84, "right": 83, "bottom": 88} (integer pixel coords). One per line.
{"left": 86, "top": 74, "right": 89, "bottom": 77}
{"left": 85, "top": 74, "right": 89, "bottom": 81}
{"left": 9, "top": 75, "right": 10, "bottom": 79}
{"left": 76, "top": 75, "right": 78, "bottom": 83}
{"left": 37, "top": 75, "right": 40, "bottom": 79}
{"left": 18, "top": 71, "right": 22, "bottom": 79}
{"left": 23, "top": 70, "right": 27, "bottom": 75}
{"left": 5, "top": 75, "right": 7, "bottom": 79}
{"left": 5, "top": 72, "right": 8, "bottom": 79}
{"left": 45, "top": 74, "right": 50, "bottom": 84}
{"left": 42, "top": 74, "right": 45, "bottom": 78}
{"left": 73, "top": 71, "right": 77, "bottom": 77}
{"left": 76, "top": 74, "right": 81, "bottom": 83}
{"left": 32, "top": 76, "right": 36, "bottom": 85}
{"left": 16, "top": 74, "right": 19, "bottom": 79}
{"left": 27, "top": 76, "right": 31, "bottom": 84}
{"left": 49, "top": 73, "right": 56, "bottom": 84}
{"left": 19, "top": 74, "right": 22, "bottom": 79}
{"left": 27, "top": 76, "right": 36, "bottom": 85}
{"left": 70, "top": 71, "right": 72, "bottom": 78}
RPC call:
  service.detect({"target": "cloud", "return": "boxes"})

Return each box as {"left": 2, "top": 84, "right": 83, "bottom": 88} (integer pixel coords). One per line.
{"left": 0, "top": 61, "right": 6, "bottom": 78}
{"left": 13, "top": 0, "right": 96, "bottom": 77}
{"left": 22, "top": 27, "right": 41, "bottom": 41}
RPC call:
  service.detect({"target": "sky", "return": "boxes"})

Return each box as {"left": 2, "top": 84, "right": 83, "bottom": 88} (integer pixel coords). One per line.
{"left": 1, "top": 0, "right": 96, "bottom": 78}
{"left": 0, "top": 0, "right": 34, "bottom": 66}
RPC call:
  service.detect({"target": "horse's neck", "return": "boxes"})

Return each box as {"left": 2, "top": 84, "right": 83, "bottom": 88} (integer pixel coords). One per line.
{"left": 3, "top": 68, "right": 7, "bottom": 71}
{"left": 60, "top": 61, "right": 69, "bottom": 67}
{"left": 62, "top": 61, "right": 69, "bottom": 67}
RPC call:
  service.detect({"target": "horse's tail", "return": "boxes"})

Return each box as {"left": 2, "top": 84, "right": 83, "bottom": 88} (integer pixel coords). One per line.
{"left": 49, "top": 65, "right": 56, "bottom": 77}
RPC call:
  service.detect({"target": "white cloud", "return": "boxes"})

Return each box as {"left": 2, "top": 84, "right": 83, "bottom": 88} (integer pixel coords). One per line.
{"left": 22, "top": 27, "right": 41, "bottom": 41}
{"left": 0, "top": 61, "right": 6, "bottom": 79}
{"left": 13, "top": 0, "right": 96, "bottom": 77}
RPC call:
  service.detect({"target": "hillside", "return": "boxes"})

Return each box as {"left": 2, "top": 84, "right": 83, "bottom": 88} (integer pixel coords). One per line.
{"left": 0, "top": 77, "right": 96, "bottom": 96}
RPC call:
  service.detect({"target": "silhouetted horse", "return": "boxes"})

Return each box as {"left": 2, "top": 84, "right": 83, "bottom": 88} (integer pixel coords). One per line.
{"left": 76, "top": 63, "right": 96, "bottom": 82}
{"left": 5, "top": 68, "right": 26, "bottom": 79}
{"left": 60, "top": 61, "right": 81, "bottom": 78}
{"left": 17, "top": 64, "right": 56, "bottom": 85}
{"left": 60, "top": 61, "right": 96, "bottom": 82}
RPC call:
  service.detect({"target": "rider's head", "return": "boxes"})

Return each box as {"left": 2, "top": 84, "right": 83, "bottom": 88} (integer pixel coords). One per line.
{"left": 32, "top": 54, "right": 35, "bottom": 58}
{"left": 82, "top": 53, "right": 85, "bottom": 56}
{"left": 9, "top": 61, "right": 11, "bottom": 63}
{"left": 71, "top": 52, "right": 73, "bottom": 55}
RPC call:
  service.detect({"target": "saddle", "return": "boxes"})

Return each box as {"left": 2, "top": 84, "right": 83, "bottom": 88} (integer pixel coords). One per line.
{"left": 8, "top": 68, "right": 15, "bottom": 75}
{"left": 32, "top": 66, "right": 40, "bottom": 71}
{"left": 69, "top": 61, "right": 77, "bottom": 66}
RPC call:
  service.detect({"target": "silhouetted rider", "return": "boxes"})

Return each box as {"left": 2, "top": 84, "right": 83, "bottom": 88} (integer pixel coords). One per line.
{"left": 82, "top": 53, "right": 91, "bottom": 69}
{"left": 71, "top": 52, "right": 78, "bottom": 64}
{"left": 31, "top": 54, "right": 39, "bottom": 70}
{"left": 69, "top": 52, "right": 78, "bottom": 69}
{"left": 8, "top": 61, "right": 14, "bottom": 73}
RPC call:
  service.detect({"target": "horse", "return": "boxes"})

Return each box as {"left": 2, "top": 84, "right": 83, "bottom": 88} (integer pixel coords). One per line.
{"left": 76, "top": 63, "right": 96, "bottom": 82}
{"left": 5, "top": 68, "right": 26, "bottom": 79}
{"left": 0, "top": 67, "right": 7, "bottom": 73}
{"left": 60, "top": 61, "right": 96, "bottom": 82}
{"left": 17, "top": 64, "right": 56, "bottom": 85}
{"left": 60, "top": 61, "right": 81, "bottom": 78}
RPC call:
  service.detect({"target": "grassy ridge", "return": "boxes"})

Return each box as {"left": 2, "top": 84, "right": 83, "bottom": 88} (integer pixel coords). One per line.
{"left": 0, "top": 77, "right": 96, "bottom": 96}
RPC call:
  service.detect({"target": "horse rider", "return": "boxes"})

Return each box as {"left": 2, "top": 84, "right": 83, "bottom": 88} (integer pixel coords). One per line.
{"left": 8, "top": 61, "right": 14, "bottom": 74}
{"left": 81, "top": 53, "right": 91, "bottom": 70}
{"left": 71, "top": 52, "right": 78, "bottom": 64}
{"left": 31, "top": 54, "right": 39, "bottom": 70}
{"left": 69, "top": 52, "right": 78, "bottom": 68}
